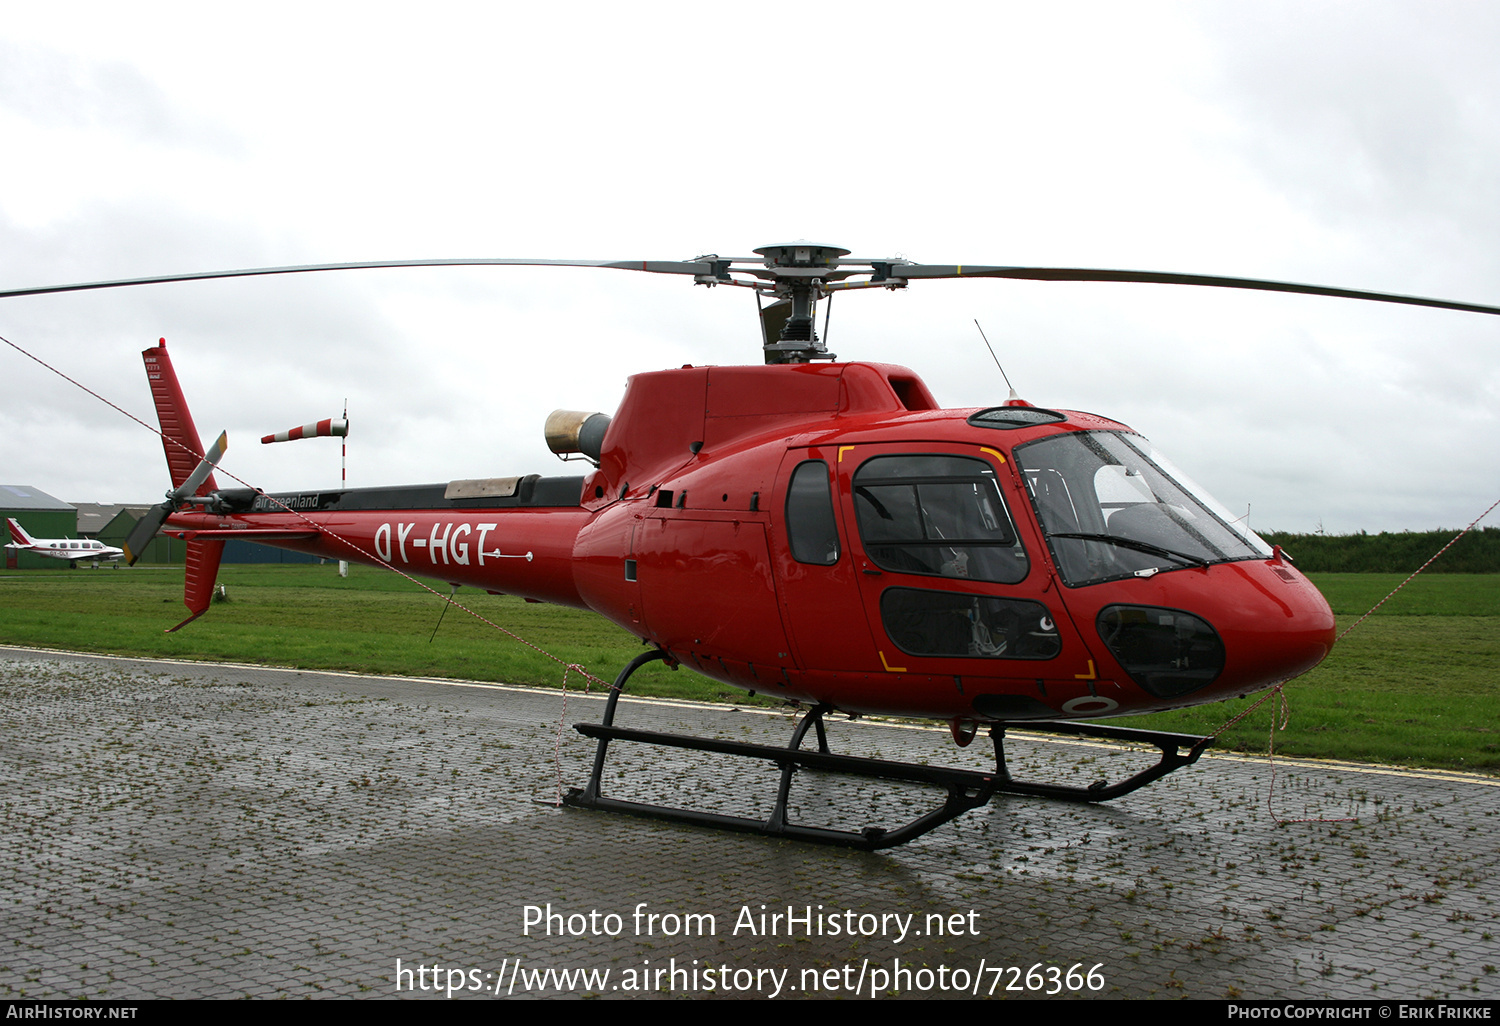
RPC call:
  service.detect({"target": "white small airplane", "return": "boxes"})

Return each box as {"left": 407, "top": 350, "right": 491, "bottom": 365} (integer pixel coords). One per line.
{"left": 6, "top": 518, "right": 125, "bottom": 567}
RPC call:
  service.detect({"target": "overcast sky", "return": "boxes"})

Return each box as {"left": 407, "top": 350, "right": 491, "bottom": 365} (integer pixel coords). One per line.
{"left": 2, "top": 2, "right": 1497, "bottom": 535}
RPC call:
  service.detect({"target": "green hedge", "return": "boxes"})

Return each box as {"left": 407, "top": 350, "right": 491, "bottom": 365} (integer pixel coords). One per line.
{"left": 1259, "top": 526, "right": 1500, "bottom": 573}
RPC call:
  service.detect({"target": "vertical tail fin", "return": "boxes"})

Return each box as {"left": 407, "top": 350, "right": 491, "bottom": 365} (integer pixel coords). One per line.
{"left": 142, "top": 340, "right": 224, "bottom": 628}
{"left": 143, "top": 339, "right": 219, "bottom": 496}
{"left": 166, "top": 540, "right": 225, "bottom": 632}
{"left": 6, "top": 518, "right": 36, "bottom": 547}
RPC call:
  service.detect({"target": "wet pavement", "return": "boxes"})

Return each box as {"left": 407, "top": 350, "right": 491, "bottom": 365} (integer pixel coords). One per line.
{"left": 1, "top": 645, "right": 1496, "bottom": 1000}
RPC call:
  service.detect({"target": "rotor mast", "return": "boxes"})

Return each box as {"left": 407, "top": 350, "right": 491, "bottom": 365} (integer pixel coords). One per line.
{"left": 750, "top": 242, "right": 850, "bottom": 364}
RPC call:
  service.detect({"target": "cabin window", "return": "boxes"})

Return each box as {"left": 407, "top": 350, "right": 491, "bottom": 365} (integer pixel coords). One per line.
{"left": 881, "top": 588, "right": 1060, "bottom": 659}
{"left": 852, "top": 454, "right": 1028, "bottom": 584}
{"left": 785, "top": 460, "right": 840, "bottom": 566}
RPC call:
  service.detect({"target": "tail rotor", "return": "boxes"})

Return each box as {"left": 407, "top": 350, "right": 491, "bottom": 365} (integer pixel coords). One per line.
{"left": 123, "top": 431, "right": 228, "bottom": 565}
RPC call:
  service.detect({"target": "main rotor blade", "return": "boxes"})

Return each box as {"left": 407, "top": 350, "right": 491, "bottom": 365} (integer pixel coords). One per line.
{"left": 9, "top": 253, "right": 1498, "bottom": 318}
{"left": 0, "top": 258, "right": 714, "bottom": 300}
{"left": 896, "top": 265, "right": 1500, "bottom": 317}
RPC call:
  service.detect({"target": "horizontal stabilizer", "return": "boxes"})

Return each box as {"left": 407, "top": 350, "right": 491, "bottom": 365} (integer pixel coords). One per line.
{"left": 169, "top": 529, "right": 320, "bottom": 541}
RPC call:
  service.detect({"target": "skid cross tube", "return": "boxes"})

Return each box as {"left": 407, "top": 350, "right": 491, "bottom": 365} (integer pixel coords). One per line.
{"left": 562, "top": 657, "right": 1213, "bottom": 850}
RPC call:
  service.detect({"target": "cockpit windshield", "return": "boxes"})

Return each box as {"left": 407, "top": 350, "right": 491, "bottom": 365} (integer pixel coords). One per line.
{"left": 1015, "top": 431, "right": 1271, "bottom": 587}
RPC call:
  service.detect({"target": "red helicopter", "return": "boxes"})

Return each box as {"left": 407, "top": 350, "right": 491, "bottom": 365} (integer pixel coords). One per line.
{"left": 8, "top": 243, "right": 1499, "bottom": 849}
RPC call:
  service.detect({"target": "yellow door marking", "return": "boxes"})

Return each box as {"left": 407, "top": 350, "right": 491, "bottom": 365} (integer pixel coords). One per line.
{"left": 838, "top": 446, "right": 855, "bottom": 462}
{"left": 880, "top": 650, "right": 908, "bottom": 673}
{"left": 1073, "top": 660, "right": 1097, "bottom": 680}
{"left": 979, "top": 446, "right": 1006, "bottom": 464}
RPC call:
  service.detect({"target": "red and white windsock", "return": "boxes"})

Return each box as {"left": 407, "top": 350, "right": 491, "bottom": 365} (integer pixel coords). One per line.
{"left": 261, "top": 418, "right": 349, "bottom": 444}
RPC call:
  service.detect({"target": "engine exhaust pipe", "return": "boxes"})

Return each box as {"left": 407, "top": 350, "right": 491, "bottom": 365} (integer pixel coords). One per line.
{"left": 545, "top": 410, "right": 611, "bottom": 462}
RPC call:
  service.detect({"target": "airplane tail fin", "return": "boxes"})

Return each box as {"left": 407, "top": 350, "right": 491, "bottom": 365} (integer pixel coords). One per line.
{"left": 143, "top": 339, "right": 219, "bottom": 496}
{"left": 6, "top": 518, "right": 36, "bottom": 548}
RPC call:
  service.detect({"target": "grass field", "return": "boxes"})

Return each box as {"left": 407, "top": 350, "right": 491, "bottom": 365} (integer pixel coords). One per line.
{"left": 1, "top": 564, "right": 1495, "bottom": 771}
{"left": 0, "top": 563, "right": 730, "bottom": 703}
{"left": 1126, "top": 573, "right": 1499, "bottom": 770}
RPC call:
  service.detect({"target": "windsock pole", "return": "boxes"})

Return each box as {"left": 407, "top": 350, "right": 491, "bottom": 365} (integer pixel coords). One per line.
{"left": 339, "top": 400, "right": 348, "bottom": 577}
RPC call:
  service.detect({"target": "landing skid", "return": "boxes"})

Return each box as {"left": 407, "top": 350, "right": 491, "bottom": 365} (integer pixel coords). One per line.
{"left": 562, "top": 652, "right": 1214, "bottom": 851}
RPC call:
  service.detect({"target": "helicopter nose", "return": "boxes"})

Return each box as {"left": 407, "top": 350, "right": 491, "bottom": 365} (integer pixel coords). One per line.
{"left": 1086, "top": 561, "right": 1336, "bottom": 705}
{"left": 1217, "top": 561, "right": 1338, "bottom": 690}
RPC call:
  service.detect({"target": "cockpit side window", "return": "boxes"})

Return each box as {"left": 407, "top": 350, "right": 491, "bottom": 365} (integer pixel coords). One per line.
{"left": 785, "top": 460, "right": 840, "bottom": 566}
{"left": 852, "top": 454, "right": 1028, "bottom": 584}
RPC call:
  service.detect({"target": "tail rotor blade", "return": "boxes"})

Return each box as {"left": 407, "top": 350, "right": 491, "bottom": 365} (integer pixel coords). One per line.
{"left": 123, "top": 503, "right": 172, "bottom": 565}
{"left": 171, "top": 431, "right": 228, "bottom": 501}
